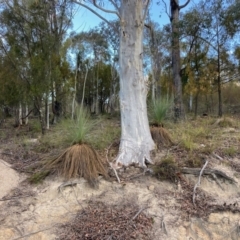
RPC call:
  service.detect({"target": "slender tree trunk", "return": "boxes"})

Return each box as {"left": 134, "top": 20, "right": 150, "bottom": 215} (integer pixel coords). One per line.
{"left": 45, "top": 95, "right": 49, "bottom": 130}
{"left": 194, "top": 91, "right": 199, "bottom": 118}
{"left": 72, "top": 64, "right": 78, "bottom": 119}
{"left": 95, "top": 62, "right": 99, "bottom": 114}
{"left": 151, "top": 57, "right": 156, "bottom": 101}
{"left": 189, "top": 94, "right": 193, "bottom": 112}
{"left": 170, "top": 0, "right": 189, "bottom": 120}
{"left": 81, "top": 65, "right": 89, "bottom": 106}
{"left": 19, "top": 103, "right": 22, "bottom": 125}
{"left": 217, "top": 44, "right": 222, "bottom": 117}
{"left": 25, "top": 104, "right": 29, "bottom": 125}
{"left": 35, "top": 98, "right": 45, "bottom": 135}
{"left": 115, "top": 0, "right": 155, "bottom": 168}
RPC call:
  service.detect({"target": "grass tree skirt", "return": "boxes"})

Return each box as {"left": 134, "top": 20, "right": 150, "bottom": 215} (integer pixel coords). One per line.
{"left": 44, "top": 143, "right": 108, "bottom": 187}
{"left": 150, "top": 126, "right": 174, "bottom": 149}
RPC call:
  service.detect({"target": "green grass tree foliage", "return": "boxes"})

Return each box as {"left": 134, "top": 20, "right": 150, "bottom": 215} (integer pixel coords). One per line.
{"left": 149, "top": 96, "right": 172, "bottom": 125}
{"left": 149, "top": 97, "right": 174, "bottom": 148}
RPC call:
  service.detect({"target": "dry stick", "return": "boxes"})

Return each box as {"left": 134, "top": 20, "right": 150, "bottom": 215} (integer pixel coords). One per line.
{"left": 131, "top": 206, "right": 149, "bottom": 221}
{"left": 106, "top": 142, "right": 121, "bottom": 183}
{"left": 192, "top": 160, "right": 209, "bottom": 207}
{"left": 211, "top": 173, "right": 224, "bottom": 190}
{"left": 0, "top": 195, "right": 32, "bottom": 201}
{"left": 213, "top": 153, "right": 223, "bottom": 161}
{"left": 161, "top": 215, "right": 168, "bottom": 235}
{"left": 12, "top": 225, "right": 57, "bottom": 240}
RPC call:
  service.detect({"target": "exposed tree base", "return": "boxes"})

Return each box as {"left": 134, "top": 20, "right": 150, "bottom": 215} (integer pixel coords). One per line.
{"left": 113, "top": 140, "right": 154, "bottom": 169}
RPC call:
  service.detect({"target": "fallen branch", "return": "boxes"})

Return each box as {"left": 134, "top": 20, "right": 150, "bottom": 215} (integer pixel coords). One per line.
{"left": 210, "top": 173, "right": 224, "bottom": 190}
{"left": 58, "top": 181, "right": 78, "bottom": 193}
{"left": 181, "top": 167, "right": 237, "bottom": 184}
{"left": 12, "top": 225, "right": 57, "bottom": 240}
{"left": 106, "top": 142, "right": 121, "bottom": 183}
{"left": 212, "top": 153, "right": 223, "bottom": 161}
{"left": 131, "top": 206, "right": 149, "bottom": 221}
{"left": 192, "top": 160, "right": 209, "bottom": 207}
{"left": 0, "top": 195, "right": 32, "bottom": 201}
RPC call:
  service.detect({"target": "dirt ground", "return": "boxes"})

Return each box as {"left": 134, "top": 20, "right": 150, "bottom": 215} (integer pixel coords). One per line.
{"left": 1, "top": 157, "right": 240, "bottom": 240}
{"left": 1, "top": 117, "right": 240, "bottom": 240}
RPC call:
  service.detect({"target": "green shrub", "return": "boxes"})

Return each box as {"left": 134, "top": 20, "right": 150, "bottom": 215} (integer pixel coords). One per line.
{"left": 149, "top": 96, "right": 172, "bottom": 125}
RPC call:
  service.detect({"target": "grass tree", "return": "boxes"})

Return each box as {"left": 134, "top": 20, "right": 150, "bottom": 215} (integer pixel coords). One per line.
{"left": 149, "top": 97, "right": 173, "bottom": 148}
{"left": 73, "top": 0, "right": 155, "bottom": 168}
{"left": 37, "top": 106, "right": 108, "bottom": 187}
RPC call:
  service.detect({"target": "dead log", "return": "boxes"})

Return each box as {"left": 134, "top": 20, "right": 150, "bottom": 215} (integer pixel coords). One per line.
{"left": 180, "top": 167, "right": 237, "bottom": 184}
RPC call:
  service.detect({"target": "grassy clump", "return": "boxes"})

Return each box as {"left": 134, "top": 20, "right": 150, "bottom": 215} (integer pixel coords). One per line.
{"left": 151, "top": 156, "right": 178, "bottom": 182}
{"left": 213, "top": 117, "right": 235, "bottom": 128}
{"left": 87, "top": 122, "right": 121, "bottom": 150}
{"left": 60, "top": 107, "right": 96, "bottom": 145}
{"left": 223, "top": 146, "right": 238, "bottom": 157}
{"left": 149, "top": 96, "right": 172, "bottom": 125}
{"left": 29, "top": 171, "right": 50, "bottom": 184}
{"left": 184, "top": 154, "right": 203, "bottom": 168}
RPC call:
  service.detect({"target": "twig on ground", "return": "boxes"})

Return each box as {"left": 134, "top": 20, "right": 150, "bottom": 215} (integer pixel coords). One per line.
{"left": 0, "top": 195, "right": 32, "bottom": 201}
{"left": 106, "top": 142, "right": 121, "bottom": 183}
{"left": 210, "top": 173, "right": 224, "bottom": 190}
{"left": 112, "top": 166, "right": 121, "bottom": 183}
{"left": 212, "top": 153, "right": 223, "bottom": 161}
{"left": 71, "top": 184, "right": 85, "bottom": 209}
{"left": 192, "top": 160, "right": 209, "bottom": 207}
{"left": 12, "top": 225, "right": 57, "bottom": 240}
{"left": 160, "top": 215, "right": 168, "bottom": 235}
{"left": 181, "top": 167, "right": 237, "bottom": 183}
{"left": 58, "top": 181, "right": 78, "bottom": 193}
{"left": 131, "top": 206, "right": 149, "bottom": 221}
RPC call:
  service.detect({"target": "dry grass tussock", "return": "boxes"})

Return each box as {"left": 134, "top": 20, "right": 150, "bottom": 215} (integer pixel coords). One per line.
{"left": 44, "top": 143, "right": 108, "bottom": 188}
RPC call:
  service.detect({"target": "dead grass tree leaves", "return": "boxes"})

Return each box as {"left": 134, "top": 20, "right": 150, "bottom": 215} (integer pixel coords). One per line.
{"left": 44, "top": 143, "right": 108, "bottom": 188}
{"left": 150, "top": 127, "right": 174, "bottom": 149}
{"left": 57, "top": 201, "right": 153, "bottom": 240}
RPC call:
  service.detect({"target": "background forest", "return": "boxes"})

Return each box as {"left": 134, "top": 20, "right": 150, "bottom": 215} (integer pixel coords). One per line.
{"left": 0, "top": 0, "right": 239, "bottom": 131}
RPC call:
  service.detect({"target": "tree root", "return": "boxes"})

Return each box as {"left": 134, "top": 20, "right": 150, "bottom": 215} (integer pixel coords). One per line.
{"left": 192, "top": 160, "right": 209, "bottom": 207}
{"left": 181, "top": 167, "right": 237, "bottom": 184}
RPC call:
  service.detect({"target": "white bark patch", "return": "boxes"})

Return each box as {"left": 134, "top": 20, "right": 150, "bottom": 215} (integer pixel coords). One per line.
{"left": 115, "top": 0, "right": 155, "bottom": 167}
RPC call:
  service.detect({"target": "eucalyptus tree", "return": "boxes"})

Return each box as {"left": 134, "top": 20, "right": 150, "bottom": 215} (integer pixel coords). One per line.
{"left": 199, "top": 0, "right": 235, "bottom": 117}
{"left": 169, "top": 0, "right": 190, "bottom": 120}
{"left": 71, "top": 28, "right": 110, "bottom": 113}
{"left": 98, "top": 20, "right": 120, "bottom": 114}
{"left": 73, "top": 0, "right": 155, "bottom": 168}
{"left": 223, "top": 0, "right": 240, "bottom": 37}
{"left": 144, "top": 20, "right": 166, "bottom": 100}
{"left": 0, "top": 0, "right": 74, "bottom": 132}
{"left": 159, "top": 0, "right": 190, "bottom": 119}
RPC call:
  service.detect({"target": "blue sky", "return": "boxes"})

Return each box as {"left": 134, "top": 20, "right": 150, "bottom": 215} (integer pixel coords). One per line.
{"left": 72, "top": 0, "right": 197, "bottom": 32}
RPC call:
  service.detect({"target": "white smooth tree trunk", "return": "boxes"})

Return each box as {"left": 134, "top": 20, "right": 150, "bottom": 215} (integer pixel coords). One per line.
{"left": 19, "top": 103, "right": 22, "bottom": 125}
{"left": 115, "top": 0, "right": 155, "bottom": 168}
{"left": 72, "top": 66, "right": 78, "bottom": 119}
{"left": 45, "top": 98, "right": 49, "bottom": 130}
